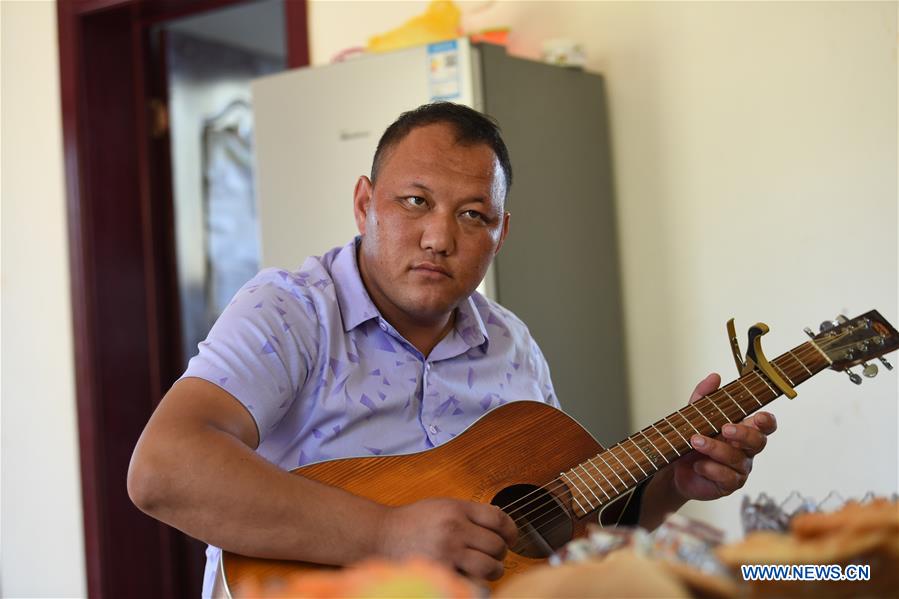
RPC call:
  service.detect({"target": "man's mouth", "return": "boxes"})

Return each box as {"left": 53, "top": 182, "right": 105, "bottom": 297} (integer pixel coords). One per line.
{"left": 411, "top": 262, "right": 451, "bottom": 277}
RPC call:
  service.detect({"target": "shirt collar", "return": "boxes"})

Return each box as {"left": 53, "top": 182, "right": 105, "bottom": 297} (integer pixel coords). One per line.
{"left": 332, "top": 237, "right": 491, "bottom": 351}
{"left": 453, "top": 294, "right": 489, "bottom": 350}
{"left": 332, "top": 237, "right": 380, "bottom": 333}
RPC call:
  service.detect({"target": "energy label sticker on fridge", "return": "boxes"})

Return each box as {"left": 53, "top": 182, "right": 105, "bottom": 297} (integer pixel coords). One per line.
{"left": 428, "top": 40, "right": 461, "bottom": 100}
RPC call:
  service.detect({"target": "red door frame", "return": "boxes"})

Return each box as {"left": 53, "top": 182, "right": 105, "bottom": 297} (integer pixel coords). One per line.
{"left": 56, "top": 1, "right": 308, "bottom": 596}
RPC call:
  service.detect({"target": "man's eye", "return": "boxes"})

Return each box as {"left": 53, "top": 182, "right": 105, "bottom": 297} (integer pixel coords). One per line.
{"left": 461, "top": 210, "right": 487, "bottom": 222}
{"left": 405, "top": 196, "right": 427, "bottom": 207}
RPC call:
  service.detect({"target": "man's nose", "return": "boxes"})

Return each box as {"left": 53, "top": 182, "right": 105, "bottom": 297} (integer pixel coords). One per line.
{"left": 420, "top": 210, "right": 456, "bottom": 255}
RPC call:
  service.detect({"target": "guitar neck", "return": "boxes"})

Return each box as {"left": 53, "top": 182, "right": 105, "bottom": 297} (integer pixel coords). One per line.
{"left": 560, "top": 340, "right": 833, "bottom": 518}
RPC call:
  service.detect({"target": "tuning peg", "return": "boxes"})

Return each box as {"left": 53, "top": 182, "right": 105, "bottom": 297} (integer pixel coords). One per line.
{"left": 819, "top": 320, "right": 837, "bottom": 333}
{"left": 861, "top": 362, "right": 879, "bottom": 378}
{"left": 836, "top": 315, "right": 849, "bottom": 324}
{"left": 804, "top": 327, "right": 815, "bottom": 338}
{"left": 878, "top": 356, "right": 894, "bottom": 371}
{"left": 845, "top": 369, "right": 863, "bottom": 385}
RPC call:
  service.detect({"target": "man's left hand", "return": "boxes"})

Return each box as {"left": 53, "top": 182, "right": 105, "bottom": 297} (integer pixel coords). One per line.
{"left": 671, "top": 372, "right": 778, "bottom": 501}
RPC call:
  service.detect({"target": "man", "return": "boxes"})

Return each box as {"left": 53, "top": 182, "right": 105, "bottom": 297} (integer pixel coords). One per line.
{"left": 128, "top": 103, "right": 776, "bottom": 595}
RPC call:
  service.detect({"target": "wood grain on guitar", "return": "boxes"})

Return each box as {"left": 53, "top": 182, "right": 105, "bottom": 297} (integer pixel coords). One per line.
{"left": 217, "top": 310, "right": 898, "bottom": 597}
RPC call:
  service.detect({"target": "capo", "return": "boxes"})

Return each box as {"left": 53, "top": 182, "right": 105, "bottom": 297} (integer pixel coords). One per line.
{"left": 726, "top": 318, "right": 798, "bottom": 399}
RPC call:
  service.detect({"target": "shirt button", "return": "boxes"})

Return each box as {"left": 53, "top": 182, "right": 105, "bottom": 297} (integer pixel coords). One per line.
{"left": 379, "top": 321, "right": 387, "bottom": 331}
{"left": 428, "top": 424, "right": 438, "bottom": 434}
{"left": 425, "top": 362, "right": 431, "bottom": 371}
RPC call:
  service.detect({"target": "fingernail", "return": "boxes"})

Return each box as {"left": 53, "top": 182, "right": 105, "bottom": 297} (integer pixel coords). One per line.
{"left": 723, "top": 424, "right": 737, "bottom": 436}
{"left": 692, "top": 435, "right": 706, "bottom": 448}
{"left": 756, "top": 414, "right": 769, "bottom": 426}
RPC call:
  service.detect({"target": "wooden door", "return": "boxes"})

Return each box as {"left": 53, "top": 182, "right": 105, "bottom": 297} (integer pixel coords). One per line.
{"left": 56, "top": 1, "right": 308, "bottom": 596}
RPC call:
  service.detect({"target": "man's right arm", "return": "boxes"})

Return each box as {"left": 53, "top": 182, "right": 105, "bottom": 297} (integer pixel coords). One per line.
{"left": 127, "top": 377, "right": 516, "bottom": 580}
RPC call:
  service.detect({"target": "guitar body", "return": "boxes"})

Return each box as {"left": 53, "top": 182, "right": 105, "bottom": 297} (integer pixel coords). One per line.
{"left": 220, "top": 401, "right": 626, "bottom": 595}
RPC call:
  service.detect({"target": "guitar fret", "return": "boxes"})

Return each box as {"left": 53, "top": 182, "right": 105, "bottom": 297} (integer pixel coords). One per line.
{"left": 788, "top": 349, "right": 813, "bottom": 376}
{"left": 639, "top": 431, "right": 670, "bottom": 465}
{"left": 675, "top": 410, "right": 702, "bottom": 436}
{"left": 805, "top": 339, "right": 833, "bottom": 365}
{"left": 689, "top": 402, "right": 719, "bottom": 433}
{"left": 737, "top": 380, "right": 764, "bottom": 407}
{"left": 582, "top": 460, "right": 612, "bottom": 500}
{"left": 662, "top": 415, "right": 690, "bottom": 445}
{"left": 586, "top": 457, "right": 616, "bottom": 498}
{"left": 628, "top": 437, "right": 657, "bottom": 472}
{"left": 772, "top": 361, "right": 796, "bottom": 386}
{"left": 621, "top": 442, "right": 650, "bottom": 477}
{"left": 573, "top": 466, "right": 601, "bottom": 507}
{"left": 651, "top": 423, "right": 681, "bottom": 456}
{"left": 598, "top": 452, "right": 628, "bottom": 488}
{"left": 608, "top": 449, "right": 639, "bottom": 484}
{"left": 560, "top": 472, "right": 588, "bottom": 514}
{"left": 720, "top": 387, "right": 747, "bottom": 416}
{"left": 752, "top": 370, "right": 779, "bottom": 397}
{"left": 703, "top": 396, "right": 732, "bottom": 425}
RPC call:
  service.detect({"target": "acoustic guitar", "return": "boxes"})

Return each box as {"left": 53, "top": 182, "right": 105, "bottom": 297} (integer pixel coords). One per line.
{"left": 216, "top": 310, "right": 898, "bottom": 596}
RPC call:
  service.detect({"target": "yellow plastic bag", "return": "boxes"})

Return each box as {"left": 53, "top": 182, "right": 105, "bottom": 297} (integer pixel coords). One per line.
{"left": 366, "top": 0, "right": 462, "bottom": 54}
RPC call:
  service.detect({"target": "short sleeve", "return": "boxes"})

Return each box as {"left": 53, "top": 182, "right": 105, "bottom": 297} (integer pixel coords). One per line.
{"left": 527, "top": 336, "right": 561, "bottom": 409}
{"left": 182, "top": 273, "right": 320, "bottom": 442}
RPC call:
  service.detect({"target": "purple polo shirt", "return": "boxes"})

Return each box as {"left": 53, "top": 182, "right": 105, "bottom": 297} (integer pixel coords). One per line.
{"left": 184, "top": 238, "right": 559, "bottom": 595}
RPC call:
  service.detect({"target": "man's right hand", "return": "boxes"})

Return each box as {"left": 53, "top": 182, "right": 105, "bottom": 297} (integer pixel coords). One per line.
{"left": 375, "top": 498, "right": 518, "bottom": 581}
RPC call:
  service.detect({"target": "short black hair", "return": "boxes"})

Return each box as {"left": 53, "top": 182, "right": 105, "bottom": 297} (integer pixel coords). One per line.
{"left": 370, "top": 102, "right": 512, "bottom": 197}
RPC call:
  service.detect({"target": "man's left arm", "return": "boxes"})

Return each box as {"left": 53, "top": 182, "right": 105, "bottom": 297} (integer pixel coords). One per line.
{"left": 637, "top": 372, "right": 778, "bottom": 530}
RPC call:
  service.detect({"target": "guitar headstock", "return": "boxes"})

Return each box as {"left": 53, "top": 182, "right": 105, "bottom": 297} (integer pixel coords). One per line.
{"left": 811, "top": 310, "right": 899, "bottom": 379}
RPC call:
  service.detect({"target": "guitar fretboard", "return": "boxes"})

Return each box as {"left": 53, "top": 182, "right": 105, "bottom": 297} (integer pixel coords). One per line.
{"left": 559, "top": 340, "right": 832, "bottom": 518}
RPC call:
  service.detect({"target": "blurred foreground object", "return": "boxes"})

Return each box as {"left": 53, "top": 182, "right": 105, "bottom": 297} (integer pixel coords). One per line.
{"left": 495, "top": 550, "right": 691, "bottom": 598}
{"left": 742, "top": 490, "right": 899, "bottom": 534}
{"left": 522, "top": 515, "right": 738, "bottom": 598}
{"left": 367, "top": 0, "right": 461, "bottom": 53}
{"left": 719, "top": 498, "right": 899, "bottom": 597}
{"left": 233, "top": 558, "right": 477, "bottom": 598}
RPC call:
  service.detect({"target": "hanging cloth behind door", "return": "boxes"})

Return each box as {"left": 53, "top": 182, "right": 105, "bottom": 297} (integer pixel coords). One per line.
{"left": 202, "top": 99, "right": 260, "bottom": 327}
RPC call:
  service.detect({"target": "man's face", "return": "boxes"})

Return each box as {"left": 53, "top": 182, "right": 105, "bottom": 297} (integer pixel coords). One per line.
{"left": 353, "top": 122, "right": 510, "bottom": 327}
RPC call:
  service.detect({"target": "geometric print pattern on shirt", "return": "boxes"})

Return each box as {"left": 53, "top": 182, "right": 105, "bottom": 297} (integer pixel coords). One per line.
{"left": 183, "top": 237, "right": 560, "bottom": 473}
{"left": 183, "top": 237, "right": 560, "bottom": 598}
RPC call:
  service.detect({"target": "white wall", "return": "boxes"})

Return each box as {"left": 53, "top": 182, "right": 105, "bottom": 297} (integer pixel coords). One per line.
{"left": 309, "top": 0, "right": 898, "bottom": 537}
{"left": 0, "top": 1, "right": 87, "bottom": 596}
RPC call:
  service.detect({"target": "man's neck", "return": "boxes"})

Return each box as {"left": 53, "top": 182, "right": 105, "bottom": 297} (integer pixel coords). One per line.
{"left": 355, "top": 244, "right": 457, "bottom": 357}
{"left": 371, "top": 295, "right": 456, "bottom": 357}
{"left": 399, "top": 311, "right": 456, "bottom": 358}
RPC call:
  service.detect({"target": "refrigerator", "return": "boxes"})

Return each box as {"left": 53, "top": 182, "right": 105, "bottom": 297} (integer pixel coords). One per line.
{"left": 250, "top": 38, "right": 630, "bottom": 445}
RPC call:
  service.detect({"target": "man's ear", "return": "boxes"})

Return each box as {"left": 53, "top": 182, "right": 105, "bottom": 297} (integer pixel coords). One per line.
{"left": 353, "top": 176, "right": 373, "bottom": 234}
{"left": 494, "top": 211, "right": 511, "bottom": 255}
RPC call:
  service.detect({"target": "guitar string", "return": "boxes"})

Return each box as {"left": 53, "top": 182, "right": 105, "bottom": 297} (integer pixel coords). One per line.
{"left": 499, "top": 347, "right": 812, "bottom": 533}
{"left": 499, "top": 348, "right": 820, "bottom": 545}
{"left": 497, "top": 342, "right": 821, "bottom": 524}
{"left": 514, "top": 343, "right": 830, "bottom": 549}
{"left": 504, "top": 364, "right": 801, "bottom": 553}
{"left": 503, "top": 343, "right": 830, "bottom": 551}
{"left": 511, "top": 331, "right": 879, "bottom": 551}
{"left": 502, "top": 324, "right": 868, "bottom": 535}
{"left": 492, "top": 340, "right": 827, "bottom": 529}
{"left": 502, "top": 368, "right": 782, "bottom": 537}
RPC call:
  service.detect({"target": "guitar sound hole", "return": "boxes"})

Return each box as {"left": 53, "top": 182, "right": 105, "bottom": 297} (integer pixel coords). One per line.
{"left": 491, "top": 484, "right": 573, "bottom": 559}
